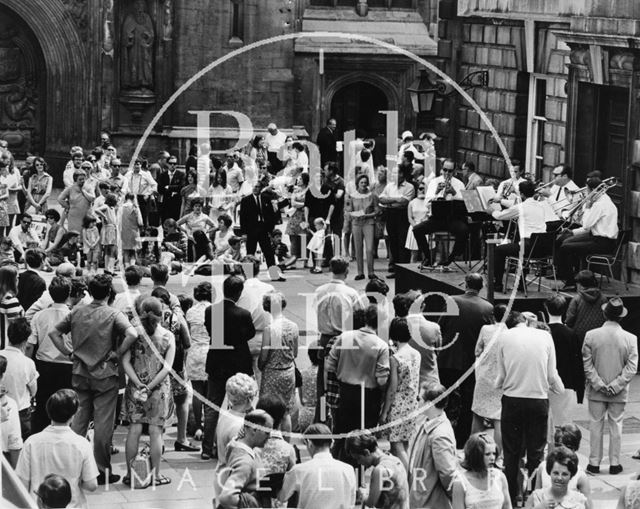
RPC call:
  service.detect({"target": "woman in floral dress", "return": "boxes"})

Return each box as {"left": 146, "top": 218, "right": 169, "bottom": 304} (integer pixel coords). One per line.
{"left": 0, "top": 173, "right": 10, "bottom": 237}
{"left": 381, "top": 317, "right": 421, "bottom": 470}
{"left": 258, "top": 291, "right": 298, "bottom": 435}
{"left": 471, "top": 303, "right": 507, "bottom": 455}
{"left": 122, "top": 297, "right": 176, "bottom": 486}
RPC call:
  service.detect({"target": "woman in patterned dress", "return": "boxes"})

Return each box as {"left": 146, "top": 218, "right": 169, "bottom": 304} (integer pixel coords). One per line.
{"left": 122, "top": 297, "right": 176, "bottom": 486}
{"left": 381, "top": 317, "right": 421, "bottom": 470}
{"left": 471, "top": 304, "right": 507, "bottom": 455}
{"left": 25, "top": 157, "right": 52, "bottom": 214}
{"left": 284, "top": 172, "right": 309, "bottom": 260}
{"left": 0, "top": 170, "right": 10, "bottom": 237}
{"left": 184, "top": 281, "right": 212, "bottom": 438}
{"left": 258, "top": 291, "right": 298, "bottom": 436}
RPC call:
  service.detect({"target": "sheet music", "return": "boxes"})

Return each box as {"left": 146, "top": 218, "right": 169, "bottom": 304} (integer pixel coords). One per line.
{"left": 476, "top": 186, "right": 500, "bottom": 211}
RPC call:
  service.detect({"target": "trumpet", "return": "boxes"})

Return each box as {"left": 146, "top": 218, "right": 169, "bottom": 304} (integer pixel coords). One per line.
{"left": 535, "top": 181, "right": 554, "bottom": 193}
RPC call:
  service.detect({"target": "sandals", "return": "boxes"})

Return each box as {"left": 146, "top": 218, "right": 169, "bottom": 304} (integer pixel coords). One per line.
{"left": 122, "top": 474, "right": 171, "bottom": 487}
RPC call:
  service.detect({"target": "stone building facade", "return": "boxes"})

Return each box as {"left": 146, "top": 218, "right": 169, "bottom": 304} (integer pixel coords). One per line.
{"left": 0, "top": 0, "right": 438, "bottom": 173}
{"left": 437, "top": 0, "right": 640, "bottom": 282}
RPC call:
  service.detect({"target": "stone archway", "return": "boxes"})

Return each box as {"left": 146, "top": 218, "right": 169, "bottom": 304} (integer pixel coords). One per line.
{"left": 0, "top": 0, "right": 92, "bottom": 164}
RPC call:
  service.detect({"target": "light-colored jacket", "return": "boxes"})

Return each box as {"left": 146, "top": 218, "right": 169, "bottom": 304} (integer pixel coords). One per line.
{"left": 583, "top": 321, "right": 638, "bottom": 403}
{"left": 408, "top": 412, "right": 457, "bottom": 509}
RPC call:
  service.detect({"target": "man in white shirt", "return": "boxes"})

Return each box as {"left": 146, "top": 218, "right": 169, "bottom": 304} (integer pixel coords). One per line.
{"left": 556, "top": 173, "right": 618, "bottom": 290}
{"left": 379, "top": 165, "right": 415, "bottom": 276}
{"left": 543, "top": 164, "right": 581, "bottom": 218}
{"left": 16, "top": 389, "right": 99, "bottom": 509}
{"left": 265, "top": 122, "right": 287, "bottom": 173}
{"left": 8, "top": 213, "right": 40, "bottom": 262}
{"left": 111, "top": 265, "right": 142, "bottom": 319}
{"left": 488, "top": 180, "right": 550, "bottom": 292}
{"left": 278, "top": 423, "right": 356, "bottom": 509}
{"left": 496, "top": 311, "right": 564, "bottom": 504}
{"left": 24, "top": 277, "right": 73, "bottom": 434}
{"left": 123, "top": 158, "right": 157, "bottom": 226}
{"left": 63, "top": 150, "right": 83, "bottom": 189}
{"left": 493, "top": 161, "right": 526, "bottom": 208}
{"left": 413, "top": 159, "right": 467, "bottom": 268}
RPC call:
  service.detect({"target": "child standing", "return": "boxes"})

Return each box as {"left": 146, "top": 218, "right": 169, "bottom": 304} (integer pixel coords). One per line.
{"left": 306, "top": 217, "right": 326, "bottom": 274}
{"left": 82, "top": 216, "right": 101, "bottom": 274}
{"left": 120, "top": 193, "right": 143, "bottom": 267}
{"left": 94, "top": 193, "right": 118, "bottom": 274}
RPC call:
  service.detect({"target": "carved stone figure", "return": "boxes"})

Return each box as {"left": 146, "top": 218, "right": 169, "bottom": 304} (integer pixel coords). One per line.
{"left": 103, "top": 0, "right": 114, "bottom": 56}
{"left": 121, "top": 0, "right": 155, "bottom": 90}
{"left": 163, "top": 0, "right": 173, "bottom": 41}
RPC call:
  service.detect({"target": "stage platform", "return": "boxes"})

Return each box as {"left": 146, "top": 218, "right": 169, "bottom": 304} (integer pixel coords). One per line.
{"left": 395, "top": 263, "right": 640, "bottom": 337}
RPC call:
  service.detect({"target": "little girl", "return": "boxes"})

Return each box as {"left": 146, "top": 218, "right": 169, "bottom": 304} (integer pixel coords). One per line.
{"left": 82, "top": 215, "right": 101, "bottom": 274}
{"left": 94, "top": 193, "right": 118, "bottom": 274}
{"left": 120, "top": 193, "right": 143, "bottom": 267}
{"left": 306, "top": 217, "right": 326, "bottom": 274}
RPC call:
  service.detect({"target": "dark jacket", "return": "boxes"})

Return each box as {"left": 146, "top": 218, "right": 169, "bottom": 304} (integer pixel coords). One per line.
{"left": 548, "top": 322, "right": 585, "bottom": 403}
{"left": 157, "top": 169, "right": 185, "bottom": 200}
{"left": 316, "top": 126, "right": 337, "bottom": 165}
{"left": 204, "top": 299, "right": 255, "bottom": 379}
{"left": 438, "top": 290, "right": 494, "bottom": 372}
{"left": 17, "top": 269, "right": 46, "bottom": 312}
{"left": 239, "top": 192, "right": 279, "bottom": 234}
{"left": 566, "top": 287, "right": 607, "bottom": 343}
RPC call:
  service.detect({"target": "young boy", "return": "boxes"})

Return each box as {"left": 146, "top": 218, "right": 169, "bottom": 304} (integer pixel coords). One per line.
{"left": 270, "top": 229, "right": 297, "bottom": 271}
{"left": 0, "top": 317, "right": 37, "bottom": 438}
{"left": 16, "top": 389, "right": 99, "bottom": 509}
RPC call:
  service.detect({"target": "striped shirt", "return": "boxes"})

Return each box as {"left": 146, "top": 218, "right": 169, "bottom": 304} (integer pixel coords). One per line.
{"left": 0, "top": 294, "right": 23, "bottom": 349}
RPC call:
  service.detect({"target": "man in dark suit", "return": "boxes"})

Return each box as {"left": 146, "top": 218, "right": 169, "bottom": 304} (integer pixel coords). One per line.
{"left": 157, "top": 155, "right": 185, "bottom": 221}
{"left": 17, "top": 249, "right": 46, "bottom": 312}
{"left": 438, "top": 272, "right": 494, "bottom": 447}
{"left": 239, "top": 180, "right": 282, "bottom": 278}
{"left": 317, "top": 118, "right": 338, "bottom": 167}
{"left": 202, "top": 275, "right": 255, "bottom": 460}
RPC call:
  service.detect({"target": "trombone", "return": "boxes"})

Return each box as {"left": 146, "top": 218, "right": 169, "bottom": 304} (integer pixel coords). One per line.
{"left": 556, "top": 177, "right": 618, "bottom": 232}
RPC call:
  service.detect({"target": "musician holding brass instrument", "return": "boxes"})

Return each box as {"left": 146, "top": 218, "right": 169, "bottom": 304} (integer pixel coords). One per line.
{"left": 486, "top": 180, "right": 552, "bottom": 293}
{"left": 540, "top": 165, "right": 582, "bottom": 220}
{"left": 413, "top": 159, "right": 467, "bottom": 268}
{"left": 492, "top": 161, "right": 526, "bottom": 208}
{"left": 555, "top": 173, "right": 619, "bottom": 291}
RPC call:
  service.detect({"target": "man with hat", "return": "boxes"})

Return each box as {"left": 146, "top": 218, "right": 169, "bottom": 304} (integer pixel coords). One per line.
{"left": 397, "top": 130, "right": 423, "bottom": 163}
{"left": 582, "top": 297, "right": 638, "bottom": 475}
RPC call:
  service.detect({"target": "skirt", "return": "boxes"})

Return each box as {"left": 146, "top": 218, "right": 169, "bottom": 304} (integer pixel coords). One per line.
{"left": 405, "top": 225, "right": 418, "bottom": 250}
{"left": 101, "top": 223, "right": 117, "bottom": 246}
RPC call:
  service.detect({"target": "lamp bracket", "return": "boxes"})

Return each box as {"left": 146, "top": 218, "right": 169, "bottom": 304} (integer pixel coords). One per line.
{"left": 436, "top": 70, "right": 489, "bottom": 97}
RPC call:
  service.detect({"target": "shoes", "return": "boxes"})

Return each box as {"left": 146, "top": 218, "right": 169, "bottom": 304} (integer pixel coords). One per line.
{"left": 193, "top": 429, "right": 203, "bottom": 441}
{"left": 273, "top": 277, "right": 287, "bottom": 282}
{"left": 175, "top": 441, "right": 199, "bottom": 452}
{"left": 354, "top": 274, "right": 365, "bottom": 281}
{"left": 110, "top": 445, "right": 120, "bottom": 455}
{"left": 283, "top": 256, "right": 297, "bottom": 269}
{"left": 585, "top": 464, "right": 600, "bottom": 474}
{"left": 310, "top": 268, "right": 322, "bottom": 274}
{"left": 386, "top": 273, "right": 396, "bottom": 279}
{"left": 201, "top": 451, "right": 213, "bottom": 460}
{"left": 609, "top": 464, "right": 623, "bottom": 475}
{"left": 97, "top": 472, "right": 121, "bottom": 485}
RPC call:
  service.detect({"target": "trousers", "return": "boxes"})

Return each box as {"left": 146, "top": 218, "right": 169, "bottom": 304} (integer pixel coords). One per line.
{"left": 588, "top": 399, "right": 625, "bottom": 466}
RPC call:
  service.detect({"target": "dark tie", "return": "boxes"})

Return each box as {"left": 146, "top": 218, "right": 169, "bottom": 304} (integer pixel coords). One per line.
{"left": 256, "top": 195, "right": 263, "bottom": 222}
{"left": 555, "top": 186, "right": 562, "bottom": 201}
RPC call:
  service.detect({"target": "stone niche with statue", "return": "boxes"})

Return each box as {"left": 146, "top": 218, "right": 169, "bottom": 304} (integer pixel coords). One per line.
{"left": 0, "top": 8, "right": 43, "bottom": 158}
{"left": 116, "top": 0, "right": 173, "bottom": 127}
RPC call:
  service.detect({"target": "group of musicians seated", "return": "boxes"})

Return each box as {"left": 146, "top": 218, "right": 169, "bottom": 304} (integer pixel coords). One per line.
{"left": 412, "top": 159, "right": 619, "bottom": 293}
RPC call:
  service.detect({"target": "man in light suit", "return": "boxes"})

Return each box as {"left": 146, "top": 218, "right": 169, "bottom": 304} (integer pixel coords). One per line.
{"left": 408, "top": 383, "right": 457, "bottom": 509}
{"left": 582, "top": 297, "right": 638, "bottom": 475}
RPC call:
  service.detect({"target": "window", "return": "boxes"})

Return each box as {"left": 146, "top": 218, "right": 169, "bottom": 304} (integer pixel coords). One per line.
{"left": 526, "top": 77, "right": 547, "bottom": 178}
{"left": 310, "top": 0, "right": 415, "bottom": 7}
{"left": 230, "top": 0, "right": 244, "bottom": 43}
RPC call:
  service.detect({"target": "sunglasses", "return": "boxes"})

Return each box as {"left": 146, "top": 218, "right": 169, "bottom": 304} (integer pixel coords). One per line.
{"left": 418, "top": 186, "right": 425, "bottom": 190}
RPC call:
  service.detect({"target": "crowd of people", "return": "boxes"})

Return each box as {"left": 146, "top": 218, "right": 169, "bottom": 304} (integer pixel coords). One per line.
{"left": 0, "top": 121, "right": 636, "bottom": 509}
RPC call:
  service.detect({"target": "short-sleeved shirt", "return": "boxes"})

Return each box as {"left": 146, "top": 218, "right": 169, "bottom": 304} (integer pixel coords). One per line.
{"left": 16, "top": 425, "right": 99, "bottom": 509}
{"left": 55, "top": 301, "right": 131, "bottom": 379}
{"left": 1, "top": 394, "right": 22, "bottom": 452}
{"left": 27, "top": 304, "right": 72, "bottom": 364}
{"left": 0, "top": 346, "right": 38, "bottom": 410}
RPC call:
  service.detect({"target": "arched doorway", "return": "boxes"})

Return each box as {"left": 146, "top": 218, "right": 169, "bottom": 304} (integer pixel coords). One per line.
{"left": 0, "top": 4, "right": 45, "bottom": 157}
{"left": 330, "top": 81, "right": 389, "bottom": 139}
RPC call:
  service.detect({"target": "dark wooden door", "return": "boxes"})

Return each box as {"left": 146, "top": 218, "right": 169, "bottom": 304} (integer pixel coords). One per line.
{"left": 330, "top": 81, "right": 388, "bottom": 139}
{"left": 574, "top": 83, "right": 628, "bottom": 204}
